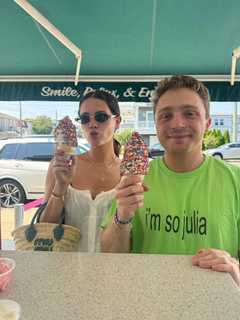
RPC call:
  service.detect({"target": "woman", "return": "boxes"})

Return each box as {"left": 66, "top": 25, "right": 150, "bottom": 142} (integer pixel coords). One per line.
{"left": 41, "top": 90, "right": 121, "bottom": 252}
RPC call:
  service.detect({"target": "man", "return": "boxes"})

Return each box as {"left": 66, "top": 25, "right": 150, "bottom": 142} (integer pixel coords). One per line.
{"left": 101, "top": 75, "right": 240, "bottom": 286}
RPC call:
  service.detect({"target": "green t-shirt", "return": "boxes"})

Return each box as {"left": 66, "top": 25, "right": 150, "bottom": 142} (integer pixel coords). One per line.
{"left": 102, "top": 156, "right": 240, "bottom": 257}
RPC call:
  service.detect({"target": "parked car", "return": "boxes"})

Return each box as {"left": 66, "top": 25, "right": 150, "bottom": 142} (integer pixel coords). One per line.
{"left": 148, "top": 142, "right": 165, "bottom": 158}
{"left": 204, "top": 142, "right": 240, "bottom": 160}
{"left": 0, "top": 137, "right": 89, "bottom": 207}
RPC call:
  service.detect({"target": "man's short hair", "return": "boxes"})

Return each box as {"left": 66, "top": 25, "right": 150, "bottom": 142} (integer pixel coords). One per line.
{"left": 152, "top": 75, "right": 210, "bottom": 118}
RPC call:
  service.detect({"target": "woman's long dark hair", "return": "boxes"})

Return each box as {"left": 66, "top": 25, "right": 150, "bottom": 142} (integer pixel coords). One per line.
{"left": 79, "top": 90, "right": 121, "bottom": 157}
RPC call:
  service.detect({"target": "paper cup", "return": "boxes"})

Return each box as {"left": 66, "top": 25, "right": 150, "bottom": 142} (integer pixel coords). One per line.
{"left": 0, "top": 299, "right": 21, "bottom": 320}
{"left": 0, "top": 258, "right": 16, "bottom": 291}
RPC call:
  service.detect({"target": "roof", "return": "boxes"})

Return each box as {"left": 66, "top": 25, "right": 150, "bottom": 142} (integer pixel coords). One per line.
{"left": 1, "top": 0, "right": 239, "bottom": 77}
{"left": 0, "top": 112, "right": 19, "bottom": 121}
{"left": 1, "top": 1, "right": 240, "bottom": 101}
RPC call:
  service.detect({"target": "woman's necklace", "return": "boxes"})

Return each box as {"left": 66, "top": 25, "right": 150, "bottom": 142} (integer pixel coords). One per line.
{"left": 86, "top": 153, "right": 118, "bottom": 182}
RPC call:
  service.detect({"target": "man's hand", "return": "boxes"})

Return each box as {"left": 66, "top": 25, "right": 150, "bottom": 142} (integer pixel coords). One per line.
{"left": 116, "top": 175, "right": 149, "bottom": 221}
{"left": 192, "top": 248, "right": 240, "bottom": 287}
{"left": 101, "top": 175, "right": 149, "bottom": 253}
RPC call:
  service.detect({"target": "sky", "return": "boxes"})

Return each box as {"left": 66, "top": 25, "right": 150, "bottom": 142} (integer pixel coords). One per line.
{"left": 0, "top": 101, "right": 79, "bottom": 121}
{"left": 0, "top": 101, "right": 238, "bottom": 121}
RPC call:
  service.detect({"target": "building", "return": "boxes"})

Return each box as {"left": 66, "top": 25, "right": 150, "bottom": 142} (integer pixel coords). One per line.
{"left": 0, "top": 112, "right": 33, "bottom": 138}
{"left": 210, "top": 114, "right": 240, "bottom": 141}
{"left": 210, "top": 114, "right": 232, "bottom": 133}
{"left": 119, "top": 102, "right": 157, "bottom": 146}
{"left": 0, "top": 112, "right": 19, "bottom": 131}
{"left": 0, "top": 112, "right": 20, "bottom": 139}
{"left": 119, "top": 103, "right": 239, "bottom": 146}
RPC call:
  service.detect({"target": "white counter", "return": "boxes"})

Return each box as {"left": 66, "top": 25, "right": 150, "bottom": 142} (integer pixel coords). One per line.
{"left": 0, "top": 251, "right": 239, "bottom": 319}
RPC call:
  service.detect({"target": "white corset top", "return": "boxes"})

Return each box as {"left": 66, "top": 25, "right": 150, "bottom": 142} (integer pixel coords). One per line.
{"left": 64, "top": 185, "right": 116, "bottom": 252}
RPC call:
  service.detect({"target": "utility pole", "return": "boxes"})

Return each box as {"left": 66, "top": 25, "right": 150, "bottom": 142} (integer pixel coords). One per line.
{"left": 55, "top": 109, "right": 58, "bottom": 125}
{"left": 19, "top": 101, "right": 23, "bottom": 137}
{"left": 237, "top": 102, "right": 239, "bottom": 142}
{"left": 232, "top": 102, "right": 238, "bottom": 142}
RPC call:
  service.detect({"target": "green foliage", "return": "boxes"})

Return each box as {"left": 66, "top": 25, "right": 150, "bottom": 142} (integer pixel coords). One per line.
{"left": 31, "top": 116, "right": 53, "bottom": 134}
{"left": 203, "top": 131, "right": 219, "bottom": 150}
{"left": 203, "top": 129, "right": 231, "bottom": 150}
{"left": 216, "top": 129, "right": 225, "bottom": 145}
{"left": 223, "top": 130, "right": 230, "bottom": 143}
{"left": 114, "top": 129, "right": 134, "bottom": 156}
{"left": 114, "top": 129, "right": 134, "bottom": 146}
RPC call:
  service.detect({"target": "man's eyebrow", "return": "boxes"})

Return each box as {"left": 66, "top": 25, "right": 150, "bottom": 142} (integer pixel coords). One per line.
{"left": 157, "top": 104, "right": 199, "bottom": 113}
{"left": 181, "top": 104, "right": 199, "bottom": 109}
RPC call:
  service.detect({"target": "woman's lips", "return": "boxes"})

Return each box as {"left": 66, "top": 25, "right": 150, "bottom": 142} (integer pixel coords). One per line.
{"left": 90, "top": 130, "right": 98, "bottom": 135}
{"left": 89, "top": 131, "right": 98, "bottom": 138}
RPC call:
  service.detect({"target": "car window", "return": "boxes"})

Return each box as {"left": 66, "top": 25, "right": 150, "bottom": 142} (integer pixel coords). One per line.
{"left": 15, "top": 144, "right": 27, "bottom": 160}
{"left": 0, "top": 143, "right": 19, "bottom": 159}
{"left": 20, "top": 143, "right": 55, "bottom": 161}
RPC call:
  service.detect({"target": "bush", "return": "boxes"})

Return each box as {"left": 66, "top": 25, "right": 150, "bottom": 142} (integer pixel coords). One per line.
{"left": 114, "top": 129, "right": 134, "bottom": 146}
{"left": 203, "top": 129, "right": 230, "bottom": 150}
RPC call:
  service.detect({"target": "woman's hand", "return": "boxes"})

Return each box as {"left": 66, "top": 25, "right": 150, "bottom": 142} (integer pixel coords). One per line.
{"left": 115, "top": 175, "right": 149, "bottom": 221}
{"left": 52, "top": 150, "right": 75, "bottom": 194}
{"left": 192, "top": 248, "right": 240, "bottom": 287}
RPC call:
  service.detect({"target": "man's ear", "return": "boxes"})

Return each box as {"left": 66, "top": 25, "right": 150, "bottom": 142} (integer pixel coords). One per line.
{"left": 205, "top": 117, "right": 211, "bottom": 132}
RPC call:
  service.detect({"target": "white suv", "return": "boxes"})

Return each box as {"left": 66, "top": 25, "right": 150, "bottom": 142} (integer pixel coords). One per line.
{"left": 0, "top": 136, "right": 89, "bottom": 207}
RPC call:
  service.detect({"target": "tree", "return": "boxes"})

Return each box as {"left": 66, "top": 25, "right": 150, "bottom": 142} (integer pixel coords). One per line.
{"left": 203, "top": 129, "right": 227, "bottom": 150}
{"left": 114, "top": 129, "right": 134, "bottom": 146}
{"left": 31, "top": 116, "right": 53, "bottom": 134}
{"left": 203, "top": 131, "right": 219, "bottom": 149}
{"left": 216, "top": 129, "right": 224, "bottom": 146}
{"left": 114, "top": 129, "right": 134, "bottom": 156}
{"left": 223, "top": 130, "right": 230, "bottom": 144}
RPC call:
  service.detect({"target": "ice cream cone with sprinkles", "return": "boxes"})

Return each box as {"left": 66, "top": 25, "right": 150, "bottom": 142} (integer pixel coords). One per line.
{"left": 54, "top": 116, "right": 78, "bottom": 155}
{"left": 120, "top": 131, "right": 149, "bottom": 180}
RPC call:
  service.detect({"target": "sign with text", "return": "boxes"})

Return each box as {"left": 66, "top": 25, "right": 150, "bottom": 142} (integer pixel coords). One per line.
{"left": 0, "top": 81, "right": 240, "bottom": 102}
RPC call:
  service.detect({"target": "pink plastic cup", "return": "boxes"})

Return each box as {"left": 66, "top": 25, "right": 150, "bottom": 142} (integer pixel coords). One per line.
{"left": 0, "top": 258, "right": 16, "bottom": 291}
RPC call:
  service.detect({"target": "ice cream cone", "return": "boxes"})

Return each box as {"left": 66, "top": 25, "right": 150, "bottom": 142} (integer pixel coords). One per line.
{"left": 120, "top": 132, "right": 149, "bottom": 176}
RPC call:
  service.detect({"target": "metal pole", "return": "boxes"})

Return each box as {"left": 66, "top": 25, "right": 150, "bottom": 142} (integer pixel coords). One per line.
{"left": 237, "top": 102, "right": 239, "bottom": 142}
{"left": 14, "top": 203, "right": 24, "bottom": 229}
{"left": 56, "top": 109, "right": 58, "bottom": 125}
{"left": 232, "top": 102, "right": 238, "bottom": 142}
{"left": 0, "top": 205, "right": 2, "bottom": 250}
{"left": 19, "top": 101, "right": 23, "bottom": 137}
